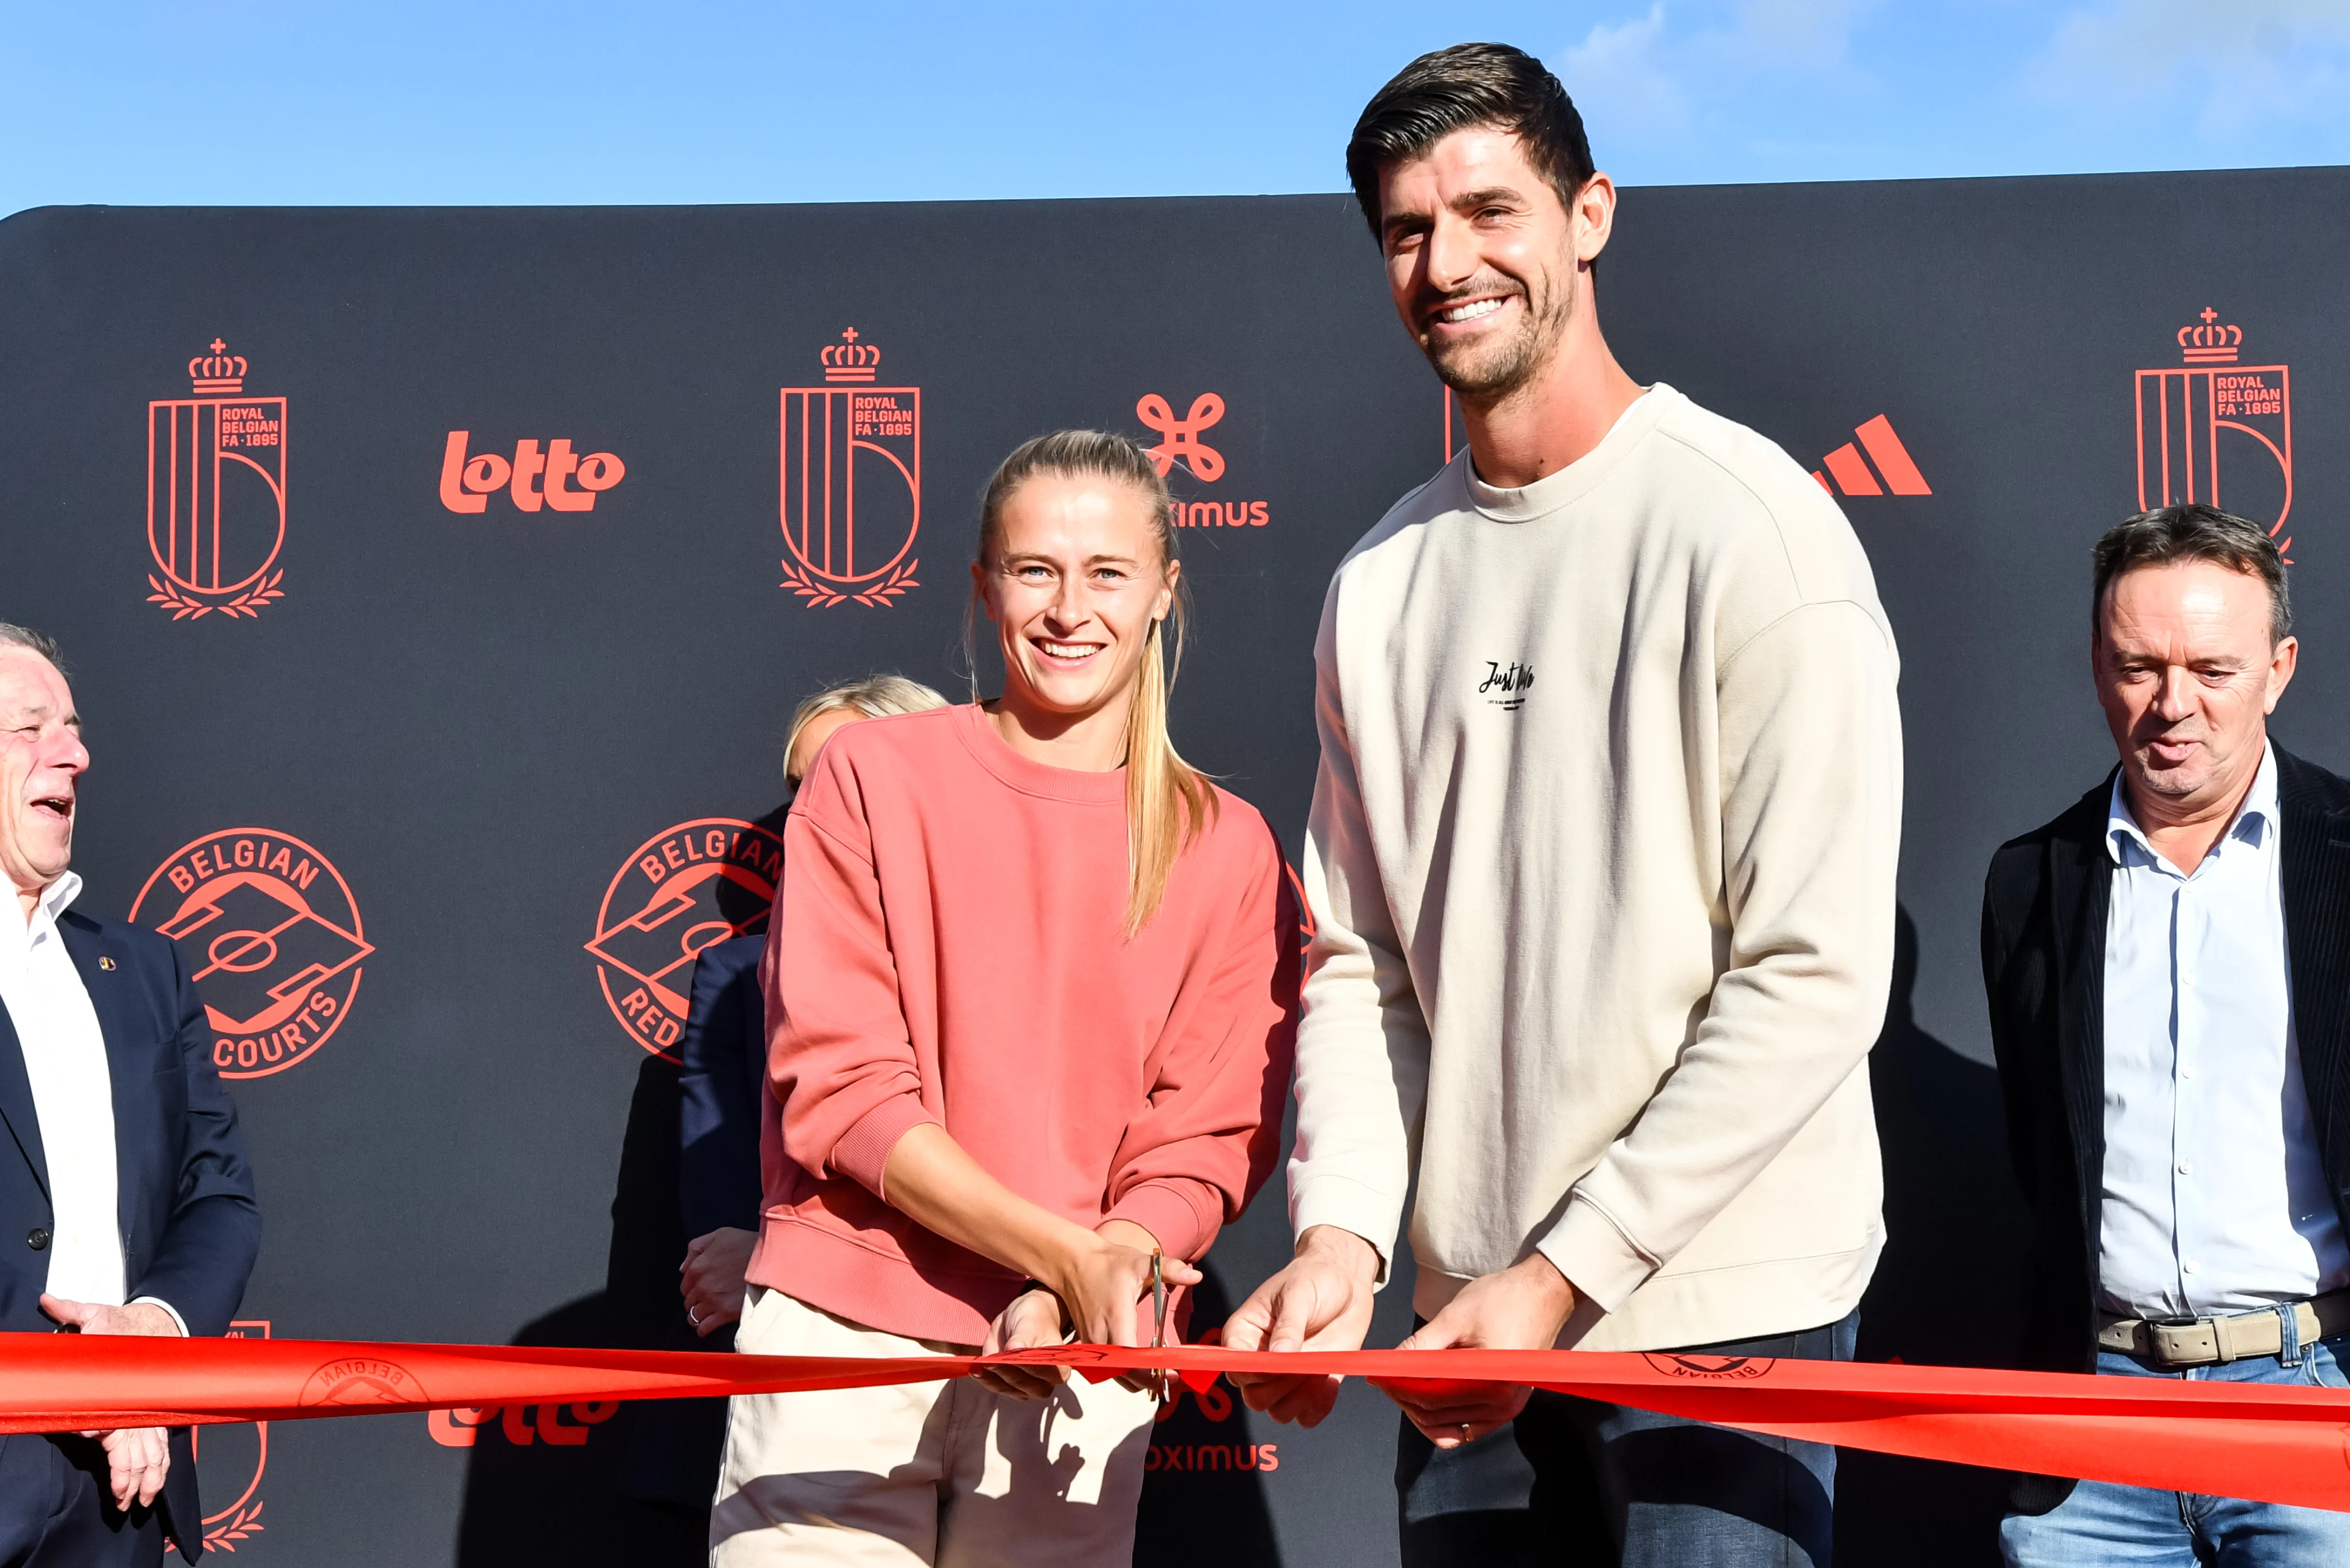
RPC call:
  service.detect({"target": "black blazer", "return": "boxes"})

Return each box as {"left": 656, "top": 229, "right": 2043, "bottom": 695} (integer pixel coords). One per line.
{"left": 1982, "top": 742, "right": 2350, "bottom": 1378}
{"left": 610, "top": 933, "right": 766, "bottom": 1512}
{"left": 677, "top": 933, "right": 767, "bottom": 1242}
{"left": 0, "top": 906, "right": 262, "bottom": 1562}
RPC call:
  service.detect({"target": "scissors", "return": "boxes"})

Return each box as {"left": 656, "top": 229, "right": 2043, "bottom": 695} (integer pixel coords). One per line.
{"left": 1151, "top": 1249, "right": 1168, "bottom": 1350}
{"left": 1149, "top": 1249, "right": 1170, "bottom": 1401}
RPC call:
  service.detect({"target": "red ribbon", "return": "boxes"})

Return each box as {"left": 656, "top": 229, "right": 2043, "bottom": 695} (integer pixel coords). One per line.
{"left": 7, "top": 1334, "right": 2349, "bottom": 1511}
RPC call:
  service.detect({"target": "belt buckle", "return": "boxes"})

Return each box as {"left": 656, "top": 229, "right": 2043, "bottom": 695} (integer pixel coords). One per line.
{"left": 2146, "top": 1316, "right": 2220, "bottom": 1368}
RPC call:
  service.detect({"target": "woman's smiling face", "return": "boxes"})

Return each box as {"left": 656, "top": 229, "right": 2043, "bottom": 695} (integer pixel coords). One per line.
{"left": 977, "top": 472, "right": 1176, "bottom": 730}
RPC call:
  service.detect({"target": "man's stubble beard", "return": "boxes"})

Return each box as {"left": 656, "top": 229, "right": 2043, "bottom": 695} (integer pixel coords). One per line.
{"left": 2129, "top": 741, "right": 2215, "bottom": 802}
{"left": 1425, "top": 254, "right": 1578, "bottom": 405}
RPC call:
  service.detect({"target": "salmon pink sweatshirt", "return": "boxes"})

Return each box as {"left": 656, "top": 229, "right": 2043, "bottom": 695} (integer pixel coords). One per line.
{"left": 749, "top": 703, "right": 1299, "bottom": 1346}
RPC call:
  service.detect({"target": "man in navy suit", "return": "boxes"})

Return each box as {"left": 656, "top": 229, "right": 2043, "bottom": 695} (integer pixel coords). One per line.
{"left": 621, "top": 678, "right": 941, "bottom": 1526}
{"left": 677, "top": 677, "right": 945, "bottom": 1343}
{"left": 0, "top": 623, "right": 261, "bottom": 1567}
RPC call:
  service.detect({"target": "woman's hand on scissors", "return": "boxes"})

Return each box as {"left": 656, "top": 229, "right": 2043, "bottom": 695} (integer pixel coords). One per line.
{"left": 1045, "top": 1219, "right": 1197, "bottom": 1351}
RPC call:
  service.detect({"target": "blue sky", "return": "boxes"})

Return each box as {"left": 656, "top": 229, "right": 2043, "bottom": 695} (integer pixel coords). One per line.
{"left": 4, "top": 0, "right": 2346, "bottom": 217}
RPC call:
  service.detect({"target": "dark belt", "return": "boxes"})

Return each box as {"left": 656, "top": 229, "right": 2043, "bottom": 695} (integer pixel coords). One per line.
{"left": 2096, "top": 1285, "right": 2350, "bottom": 1368}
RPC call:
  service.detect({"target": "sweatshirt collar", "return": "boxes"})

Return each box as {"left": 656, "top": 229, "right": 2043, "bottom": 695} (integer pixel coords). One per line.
{"left": 1462, "top": 384, "right": 1676, "bottom": 523}
{"left": 953, "top": 702, "right": 1127, "bottom": 804}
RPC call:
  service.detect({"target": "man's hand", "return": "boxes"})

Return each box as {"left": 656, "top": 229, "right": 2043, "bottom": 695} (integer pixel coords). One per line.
{"left": 40, "top": 1294, "right": 182, "bottom": 1511}
{"left": 974, "top": 1287, "right": 1071, "bottom": 1401}
{"left": 1384, "top": 1253, "right": 1579, "bottom": 1449}
{"left": 99, "top": 1427, "right": 171, "bottom": 1512}
{"left": 1223, "top": 1226, "right": 1381, "bottom": 1427}
{"left": 680, "top": 1227, "right": 757, "bottom": 1336}
{"left": 39, "top": 1296, "right": 179, "bottom": 1338}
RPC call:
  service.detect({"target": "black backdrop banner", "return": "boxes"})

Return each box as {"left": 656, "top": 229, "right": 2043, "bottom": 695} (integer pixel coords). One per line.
{"left": 0, "top": 167, "right": 2342, "bottom": 1565}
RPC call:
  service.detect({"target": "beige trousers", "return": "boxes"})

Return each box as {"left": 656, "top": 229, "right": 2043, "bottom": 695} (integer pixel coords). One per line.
{"left": 711, "top": 1287, "right": 1157, "bottom": 1567}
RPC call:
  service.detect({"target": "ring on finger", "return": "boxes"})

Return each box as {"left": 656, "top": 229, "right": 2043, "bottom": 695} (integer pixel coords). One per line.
{"left": 1458, "top": 1423, "right": 1473, "bottom": 1444}
{"left": 687, "top": 1305, "right": 702, "bottom": 1326}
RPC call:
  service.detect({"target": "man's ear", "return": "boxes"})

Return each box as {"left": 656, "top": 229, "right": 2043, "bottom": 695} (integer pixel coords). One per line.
{"left": 2266, "top": 635, "right": 2300, "bottom": 714}
{"left": 1573, "top": 174, "right": 1619, "bottom": 265}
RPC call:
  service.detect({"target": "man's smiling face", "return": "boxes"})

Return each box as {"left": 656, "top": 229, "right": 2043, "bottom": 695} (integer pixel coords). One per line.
{"left": 1376, "top": 126, "right": 1582, "bottom": 401}
{"left": 0, "top": 646, "right": 88, "bottom": 911}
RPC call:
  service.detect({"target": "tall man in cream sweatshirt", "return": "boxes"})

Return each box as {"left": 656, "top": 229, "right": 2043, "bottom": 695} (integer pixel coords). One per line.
{"left": 1225, "top": 44, "right": 1902, "bottom": 1565}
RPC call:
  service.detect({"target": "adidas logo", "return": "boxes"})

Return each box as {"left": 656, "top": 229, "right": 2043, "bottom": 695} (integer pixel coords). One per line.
{"left": 1810, "top": 415, "right": 1930, "bottom": 498}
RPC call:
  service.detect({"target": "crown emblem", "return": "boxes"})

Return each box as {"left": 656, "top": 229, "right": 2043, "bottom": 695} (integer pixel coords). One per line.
{"left": 2178, "top": 307, "right": 2242, "bottom": 365}
{"left": 188, "top": 338, "right": 248, "bottom": 394}
{"left": 820, "top": 327, "right": 881, "bottom": 383}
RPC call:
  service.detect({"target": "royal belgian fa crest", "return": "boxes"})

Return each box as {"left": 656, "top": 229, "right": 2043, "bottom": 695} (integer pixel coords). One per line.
{"left": 778, "top": 329, "right": 920, "bottom": 607}
{"left": 185, "top": 1320, "right": 274, "bottom": 1553}
{"left": 146, "top": 340, "right": 288, "bottom": 619}
{"left": 2135, "top": 307, "right": 2294, "bottom": 554}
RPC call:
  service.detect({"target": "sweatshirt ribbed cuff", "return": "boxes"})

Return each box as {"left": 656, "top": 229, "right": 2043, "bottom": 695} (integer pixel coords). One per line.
{"left": 1536, "top": 1193, "right": 1658, "bottom": 1315}
{"left": 1289, "top": 1175, "right": 1398, "bottom": 1288}
{"left": 1105, "top": 1180, "right": 1218, "bottom": 1263}
{"left": 829, "top": 1096, "right": 938, "bottom": 1200}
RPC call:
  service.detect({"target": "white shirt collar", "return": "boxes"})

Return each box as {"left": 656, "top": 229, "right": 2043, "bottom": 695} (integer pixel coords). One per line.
{"left": 7, "top": 872, "right": 82, "bottom": 943}
{"left": 2106, "top": 742, "right": 2279, "bottom": 868}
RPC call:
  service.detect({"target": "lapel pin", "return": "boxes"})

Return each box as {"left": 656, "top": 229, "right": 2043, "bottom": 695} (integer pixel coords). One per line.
{"left": 97, "top": 957, "right": 116, "bottom": 971}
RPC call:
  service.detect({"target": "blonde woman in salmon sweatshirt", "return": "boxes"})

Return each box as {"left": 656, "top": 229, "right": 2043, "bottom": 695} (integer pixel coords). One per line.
{"left": 709, "top": 430, "right": 1300, "bottom": 1568}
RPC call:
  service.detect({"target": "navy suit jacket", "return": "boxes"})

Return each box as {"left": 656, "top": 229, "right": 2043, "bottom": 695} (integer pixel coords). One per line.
{"left": 612, "top": 933, "right": 764, "bottom": 1510}
{"left": 677, "top": 933, "right": 768, "bottom": 1242}
{"left": 0, "top": 906, "right": 262, "bottom": 1561}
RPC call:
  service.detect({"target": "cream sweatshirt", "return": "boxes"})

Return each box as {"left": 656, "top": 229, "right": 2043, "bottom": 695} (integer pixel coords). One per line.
{"left": 1290, "top": 384, "right": 1901, "bottom": 1353}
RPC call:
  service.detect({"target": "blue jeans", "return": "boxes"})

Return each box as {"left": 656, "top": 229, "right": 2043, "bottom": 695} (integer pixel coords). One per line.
{"left": 1395, "top": 1312, "right": 1857, "bottom": 1567}
{"left": 2001, "top": 1335, "right": 2350, "bottom": 1566}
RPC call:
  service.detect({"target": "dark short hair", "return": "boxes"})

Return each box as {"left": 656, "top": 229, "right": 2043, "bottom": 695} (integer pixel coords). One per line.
{"left": 0, "top": 622, "right": 62, "bottom": 671}
{"left": 2092, "top": 504, "right": 2290, "bottom": 644}
{"left": 1345, "top": 43, "right": 1595, "bottom": 241}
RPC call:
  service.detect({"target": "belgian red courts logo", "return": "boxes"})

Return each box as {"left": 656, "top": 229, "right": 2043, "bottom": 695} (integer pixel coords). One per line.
{"left": 2136, "top": 306, "right": 2294, "bottom": 556}
{"left": 146, "top": 339, "right": 288, "bottom": 619}
{"left": 130, "top": 830, "right": 372, "bottom": 1079}
{"left": 586, "top": 818, "right": 786, "bottom": 1057}
{"left": 183, "top": 1318, "right": 272, "bottom": 1553}
{"left": 299, "top": 1355, "right": 426, "bottom": 1407}
{"left": 1137, "top": 390, "right": 1271, "bottom": 529}
{"left": 778, "top": 328, "right": 921, "bottom": 607}
{"left": 1641, "top": 1353, "right": 1776, "bottom": 1380}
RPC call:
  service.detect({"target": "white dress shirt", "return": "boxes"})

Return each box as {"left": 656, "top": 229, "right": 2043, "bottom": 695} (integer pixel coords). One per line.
{"left": 2099, "top": 744, "right": 2350, "bottom": 1318}
{"left": 0, "top": 872, "right": 128, "bottom": 1304}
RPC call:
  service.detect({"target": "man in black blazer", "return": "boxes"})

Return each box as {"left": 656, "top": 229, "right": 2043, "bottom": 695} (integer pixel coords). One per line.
{"left": 0, "top": 624, "right": 260, "bottom": 1567}
{"left": 1982, "top": 507, "right": 2350, "bottom": 1562}
{"left": 621, "top": 676, "right": 944, "bottom": 1526}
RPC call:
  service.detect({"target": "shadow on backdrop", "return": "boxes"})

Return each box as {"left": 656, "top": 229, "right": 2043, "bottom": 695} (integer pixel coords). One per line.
{"left": 1835, "top": 903, "right": 2027, "bottom": 1567}
{"left": 454, "top": 1044, "right": 715, "bottom": 1566}
{"left": 1135, "top": 1266, "right": 1283, "bottom": 1568}
{"left": 459, "top": 861, "right": 1284, "bottom": 1566}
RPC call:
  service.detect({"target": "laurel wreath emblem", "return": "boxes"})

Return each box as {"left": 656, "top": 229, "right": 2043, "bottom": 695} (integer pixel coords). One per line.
{"left": 200, "top": 1498, "right": 264, "bottom": 1551}
{"left": 779, "top": 556, "right": 919, "bottom": 609}
{"left": 147, "top": 570, "right": 286, "bottom": 621}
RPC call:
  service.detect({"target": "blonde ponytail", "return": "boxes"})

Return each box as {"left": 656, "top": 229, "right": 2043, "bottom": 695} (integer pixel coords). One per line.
{"left": 971, "top": 430, "right": 1218, "bottom": 935}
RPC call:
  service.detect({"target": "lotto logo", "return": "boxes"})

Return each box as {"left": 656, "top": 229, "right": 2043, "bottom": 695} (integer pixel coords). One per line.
{"left": 427, "top": 1402, "right": 619, "bottom": 1447}
{"left": 439, "top": 431, "right": 626, "bottom": 513}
